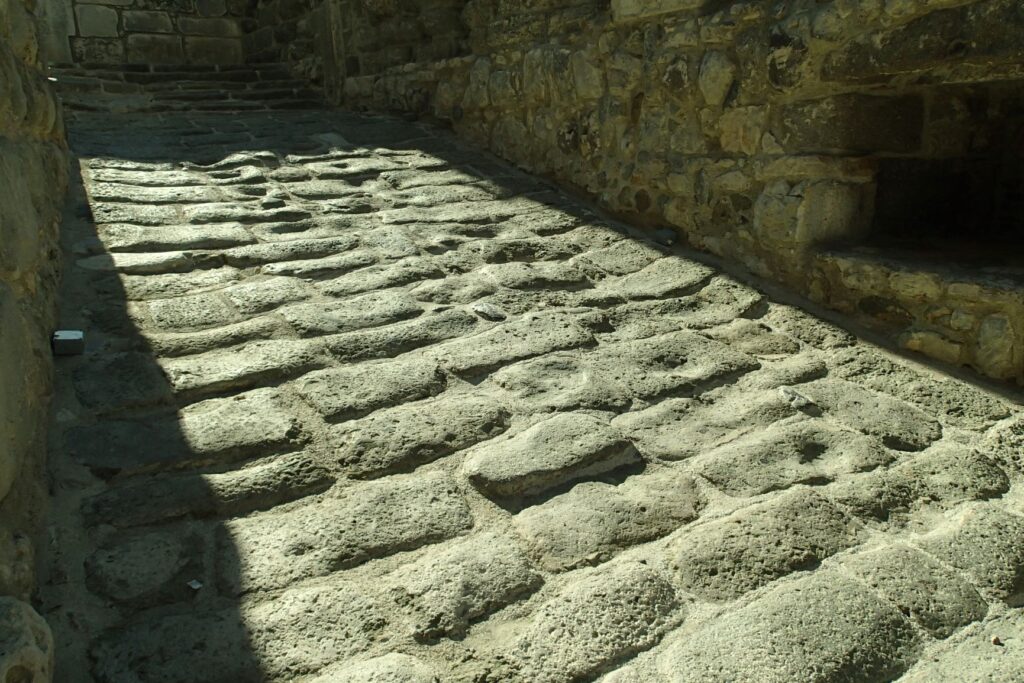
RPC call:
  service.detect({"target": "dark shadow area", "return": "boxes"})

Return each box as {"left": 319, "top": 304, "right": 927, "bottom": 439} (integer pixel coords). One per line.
{"left": 866, "top": 84, "right": 1024, "bottom": 267}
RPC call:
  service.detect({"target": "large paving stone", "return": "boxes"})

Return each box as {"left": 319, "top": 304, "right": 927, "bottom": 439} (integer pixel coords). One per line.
{"left": 842, "top": 545, "right": 987, "bottom": 638}
{"left": 160, "top": 339, "right": 327, "bottom": 397}
{"left": 462, "top": 413, "right": 641, "bottom": 500}
{"left": 220, "top": 236, "right": 359, "bottom": 268}
{"left": 84, "top": 530, "right": 204, "bottom": 608}
{"left": 67, "top": 388, "right": 304, "bottom": 477}
{"left": 573, "top": 239, "right": 665, "bottom": 276}
{"left": 280, "top": 290, "right": 422, "bottom": 336}
{"left": 387, "top": 532, "right": 541, "bottom": 641}
{"left": 317, "top": 257, "right": 445, "bottom": 297}
{"left": 899, "top": 610, "right": 1024, "bottom": 683}
{"left": 324, "top": 308, "right": 481, "bottom": 362}
{"left": 494, "top": 329, "right": 759, "bottom": 413}
{"left": 831, "top": 347, "right": 1011, "bottom": 431}
{"left": 142, "top": 291, "right": 240, "bottom": 331}
{"left": 295, "top": 358, "right": 447, "bottom": 422}
{"left": 514, "top": 469, "right": 705, "bottom": 571}
{"left": 83, "top": 452, "right": 332, "bottom": 527}
{"left": 612, "top": 390, "right": 799, "bottom": 460}
{"left": 92, "top": 581, "right": 391, "bottom": 682}
{"left": 508, "top": 561, "right": 681, "bottom": 683}
{"left": 657, "top": 571, "right": 921, "bottom": 682}
{"left": 608, "top": 275, "right": 765, "bottom": 332}
{"left": 73, "top": 352, "right": 173, "bottom": 413}
{"left": 218, "top": 471, "right": 473, "bottom": 594}
{"left": 917, "top": 505, "right": 1024, "bottom": 606}
{"left": 800, "top": 378, "right": 943, "bottom": 451}
{"left": 668, "top": 488, "right": 864, "bottom": 601}
{"left": 598, "top": 256, "right": 714, "bottom": 299}
{"left": 332, "top": 393, "right": 510, "bottom": 478}
{"left": 690, "top": 419, "right": 893, "bottom": 496}
{"left": 830, "top": 444, "right": 1009, "bottom": 523}
{"left": 426, "top": 310, "right": 595, "bottom": 376}
{"left": 99, "top": 223, "right": 255, "bottom": 252}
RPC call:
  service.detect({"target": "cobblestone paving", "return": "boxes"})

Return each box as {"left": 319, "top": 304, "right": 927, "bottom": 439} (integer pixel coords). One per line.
{"left": 41, "top": 105, "right": 1024, "bottom": 682}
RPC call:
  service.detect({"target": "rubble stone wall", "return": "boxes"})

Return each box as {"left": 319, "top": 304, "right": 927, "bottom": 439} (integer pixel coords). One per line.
{"left": 320, "top": 0, "right": 1024, "bottom": 383}
{"left": 0, "top": 0, "right": 68, "bottom": 679}
{"left": 42, "top": 0, "right": 250, "bottom": 65}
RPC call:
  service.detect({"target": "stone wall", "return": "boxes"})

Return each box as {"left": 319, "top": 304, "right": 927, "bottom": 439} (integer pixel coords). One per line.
{"left": 318, "top": 0, "right": 1024, "bottom": 383}
{"left": 42, "top": 0, "right": 250, "bottom": 65}
{"left": 0, "top": 0, "right": 68, "bottom": 679}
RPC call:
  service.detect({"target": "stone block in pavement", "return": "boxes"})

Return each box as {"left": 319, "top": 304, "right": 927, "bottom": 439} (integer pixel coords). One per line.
{"left": 261, "top": 250, "right": 377, "bottom": 279}
{"left": 324, "top": 309, "right": 481, "bottom": 363}
{"left": 279, "top": 290, "right": 422, "bottom": 337}
{"left": 668, "top": 488, "right": 863, "bottom": 601}
{"left": 73, "top": 352, "right": 173, "bottom": 414}
{"left": 831, "top": 443, "right": 1010, "bottom": 523}
{"left": 657, "top": 570, "right": 920, "bottom": 682}
{"left": 462, "top": 413, "right": 641, "bottom": 500}
{"left": 917, "top": 505, "right": 1024, "bottom": 606}
{"left": 222, "top": 276, "right": 311, "bottom": 314}
{"left": 573, "top": 239, "right": 664, "bottom": 276}
{"left": 220, "top": 237, "right": 358, "bottom": 269}
{"left": 67, "top": 388, "right": 304, "bottom": 477}
{"left": 332, "top": 394, "right": 510, "bottom": 478}
{"left": 899, "top": 611, "right": 1024, "bottom": 683}
{"left": 83, "top": 452, "right": 332, "bottom": 527}
{"left": 160, "top": 339, "right": 327, "bottom": 398}
{"left": 690, "top": 419, "right": 893, "bottom": 496}
{"left": 494, "top": 329, "right": 758, "bottom": 413}
{"left": 317, "top": 257, "right": 444, "bottom": 297}
{"left": 85, "top": 530, "right": 204, "bottom": 608}
{"left": 295, "top": 358, "right": 447, "bottom": 422}
{"left": 143, "top": 291, "right": 239, "bottom": 331}
{"left": 514, "top": 469, "right": 705, "bottom": 571}
{"left": 92, "top": 580, "right": 391, "bottom": 682}
{"left": 426, "top": 310, "right": 595, "bottom": 376}
{"left": 612, "top": 390, "right": 798, "bottom": 460}
{"left": 800, "top": 378, "right": 943, "bottom": 451}
{"left": 387, "top": 532, "right": 542, "bottom": 641}
{"left": 508, "top": 561, "right": 681, "bottom": 683}
{"left": 0, "top": 598, "right": 53, "bottom": 683}
{"left": 218, "top": 471, "right": 472, "bottom": 594}
{"left": 597, "top": 256, "right": 714, "bottom": 299}
{"left": 842, "top": 545, "right": 988, "bottom": 638}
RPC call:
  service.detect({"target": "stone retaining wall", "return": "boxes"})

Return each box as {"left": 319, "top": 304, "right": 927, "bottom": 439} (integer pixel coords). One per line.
{"left": 42, "top": 0, "right": 249, "bottom": 65}
{"left": 0, "top": 0, "right": 68, "bottom": 678}
{"left": 311, "top": 0, "right": 1024, "bottom": 383}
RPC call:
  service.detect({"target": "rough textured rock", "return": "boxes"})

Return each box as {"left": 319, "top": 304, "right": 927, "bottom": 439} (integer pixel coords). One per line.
{"left": 657, "top": 571, "right": 921, "bottom": 682}
{"left": 669, "top": 489, "right": 863, "bottom": 600}
{"left": 0, "top": 598, "right": 54, "bottom": 683}
{"left": 37, "top": 100, "right": 1024, "bottom": 683}
{"left": 462, "top": 413, "right": 641, "bottom": 500}
{"left": 508, "top": 562, "right": 681, "bottom": 683}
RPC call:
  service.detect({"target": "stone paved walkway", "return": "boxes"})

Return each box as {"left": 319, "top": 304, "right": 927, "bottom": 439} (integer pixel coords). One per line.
{"left": 40, "top": 104, "right": 1024, "bottom": 682}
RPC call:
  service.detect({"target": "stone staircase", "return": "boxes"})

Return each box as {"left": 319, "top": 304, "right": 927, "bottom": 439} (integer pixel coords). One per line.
{"left": 48, "top": 62, "right": 323, "bottom": 114}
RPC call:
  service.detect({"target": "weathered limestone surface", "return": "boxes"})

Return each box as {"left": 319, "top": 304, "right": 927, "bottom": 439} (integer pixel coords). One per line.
{"left": 0, "top": 0, "right": 67, "bottom": 679}
{"left": 39, "top": 92, "right": 1024, "bottom": 683}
